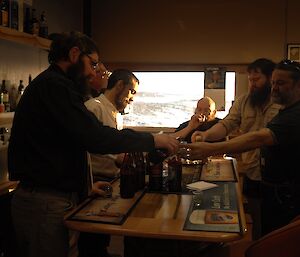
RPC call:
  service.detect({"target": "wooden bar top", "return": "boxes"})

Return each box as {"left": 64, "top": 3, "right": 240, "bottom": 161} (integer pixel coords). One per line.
{"left": 65, "top": 158, "right": 248, "bottom": 243}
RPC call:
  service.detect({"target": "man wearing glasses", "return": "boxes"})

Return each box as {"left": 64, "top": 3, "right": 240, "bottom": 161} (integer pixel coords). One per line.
{"left": 8, "top": 31, "right": 179, "bottom": 257}
{"left": 189, "top": 60, "right": 300, "bottom": 235}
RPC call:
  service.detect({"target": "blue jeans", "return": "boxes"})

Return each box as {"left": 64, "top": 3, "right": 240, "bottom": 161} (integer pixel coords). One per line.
{"left": 11, "top": 186, "right": 78, "bottom": 257}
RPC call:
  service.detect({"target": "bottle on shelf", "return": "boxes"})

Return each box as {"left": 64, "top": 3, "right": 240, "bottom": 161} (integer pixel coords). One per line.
{"left": 38, "top": 11, "right": 48, "bottom": 38}
{"left": 0, "top": 0, "right": 9, "bottom": 27}
{"left": 9, "top": 0, "right": 19, "bottom": 30}
{"left": 30, "top": 8, "right": 39, "bottom": 35}
{"left": 9, "top": 82, "right": 17, "bottom": 111}
{"left": 23, "top": 6, "right": 30, "bottom": 33}
{"left": 15, "top": 79, "right": 24, "bottom": 106}
{"left": 0, "top": 80, "right": 10, "bottom": 112}
{"left": 23, "top": 0, "right": 32, "bottom": 33}
{"left": 0, "top": 91, "right": 4, "bottom": 113}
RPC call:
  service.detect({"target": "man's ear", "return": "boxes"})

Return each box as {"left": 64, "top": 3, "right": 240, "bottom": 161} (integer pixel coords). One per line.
{"left": 211, "top": 109, "right": 217, "bottom": 117}
{"left": 115, "top": 80, "right": 124, "bottom": 90}
{"left": 69, "top": 47, "right": 81, "bottom": 64}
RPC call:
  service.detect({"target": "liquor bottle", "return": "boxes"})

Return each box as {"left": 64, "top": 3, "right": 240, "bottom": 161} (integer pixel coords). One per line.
{"left": 23, "top": 0, "right": 31, "bottom": 33}
{"left": 0, "top": 0, "right": 9, "bottom": 27}
{"left": 1, "top": 80, "right": 10, "bottom": 112}
{"left": 0, "top": 90, "right": 4, "bottom": 113}
{"left": 10, "top": 0, "right": 18, "bottom": 30}
{"left": 120, "top": 153, "right": 136, "bottom": 199}
{"left": 38, "top": 11, "right": 48, "bottom": 38}
{"left": 167, "top": 156, "right": 182, "bottom": 192}
{"left": 23, "top": 6, "right": 30, "bottom": 32}
{"left": 9, "top": 82, "right": 17, "bottom": 111}
{"left": 15, "top": 79, "right": 24, "bottom": 106}
{"left": 30, "top": 8, "right": 39, "bottom": 35}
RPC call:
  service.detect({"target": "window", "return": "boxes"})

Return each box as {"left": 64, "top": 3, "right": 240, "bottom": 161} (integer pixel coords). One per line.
{"left": 123, "top": 71, "right": 235, "bottom": 127}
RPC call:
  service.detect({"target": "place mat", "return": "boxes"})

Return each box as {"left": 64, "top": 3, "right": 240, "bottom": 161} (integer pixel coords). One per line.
{"left": 200, "top": 158, "right": 237, "bottom": 182}
{"left": 67, "top": 189, "right": 145, "bottom": 225}
{"left": 183, "top": 182, "right": 242, "bottom": 233}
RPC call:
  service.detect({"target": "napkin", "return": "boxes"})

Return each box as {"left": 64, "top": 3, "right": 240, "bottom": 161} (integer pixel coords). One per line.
{"left": 186, "top": 181, "right": 218, "bottom": 191}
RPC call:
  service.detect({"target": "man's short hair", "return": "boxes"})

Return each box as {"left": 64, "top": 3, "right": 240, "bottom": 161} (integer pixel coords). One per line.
{"left": 276, "top": 60, "right": 300, "bottom": 82}
{"left": 199, "top": 96, "right": 216, "bottom": 111}
{"left": 107, "top": 69, "right": 139, "bottom": 90}
{"left": 48, "top": 31, "right": 99, "bottom": 64}
{"left": 247, "top": 58, "right": 275, "bottom": 77}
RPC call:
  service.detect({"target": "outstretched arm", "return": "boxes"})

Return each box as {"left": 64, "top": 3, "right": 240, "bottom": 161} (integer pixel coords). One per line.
{"left": 187, "top": 128, "right": 275, "bottom": 160}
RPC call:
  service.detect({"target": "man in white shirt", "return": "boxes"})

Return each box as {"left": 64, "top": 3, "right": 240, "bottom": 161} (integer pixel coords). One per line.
{"left": 85, "top": 69, "right": 138, "bottom": 180}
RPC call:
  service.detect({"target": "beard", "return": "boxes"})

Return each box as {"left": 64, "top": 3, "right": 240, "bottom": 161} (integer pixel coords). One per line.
{"left": 249, "top": 83, "right": 271, "bottom": 107}
{"left": 114, "top": 88, "right": 128, "bottom": 112}
{"left": 65, "top": 59, "right": 90, "bottom": 97}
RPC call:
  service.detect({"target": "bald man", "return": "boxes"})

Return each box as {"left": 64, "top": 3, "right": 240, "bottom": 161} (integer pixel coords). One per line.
{"left": 175, "top": 97, "right": 220, "bottom": 142}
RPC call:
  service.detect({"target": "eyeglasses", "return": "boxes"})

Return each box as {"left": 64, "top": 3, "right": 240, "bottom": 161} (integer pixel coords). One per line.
{"left": 82, "top": 53, "right": 100, "bottom": 71}
{"left": 279, "top": 59, "right": 300, "bottom": 72}
{"left": 101, "top": 70, "right": 112, "bottom": 79}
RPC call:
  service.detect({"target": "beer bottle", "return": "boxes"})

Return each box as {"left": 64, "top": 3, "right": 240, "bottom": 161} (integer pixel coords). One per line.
{"left": 135, "top": 152, "right": 146, "bottom": 190}
{"left": 167, "top": 156, "right": 182, "bottom": 192}
{"left": 147, "top": 150, "right": 165, "bottom": 192}
{"left": 120, "top": 153, "right": 136, "bottom": 198}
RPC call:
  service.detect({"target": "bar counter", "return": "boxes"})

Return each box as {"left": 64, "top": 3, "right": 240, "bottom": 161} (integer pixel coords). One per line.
{"left": 65, "top": 157, "right": 248, "bottom": 243}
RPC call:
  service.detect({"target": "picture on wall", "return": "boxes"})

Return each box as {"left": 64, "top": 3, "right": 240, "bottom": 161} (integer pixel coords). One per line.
{"left": 204, "top": 67, "right": 226, "bottom": 111}
{"left": 287, "top": 44, "right": 300, "bottom": 62}
{"left": 204, "top": 68, "right": 226, "bottom": 89}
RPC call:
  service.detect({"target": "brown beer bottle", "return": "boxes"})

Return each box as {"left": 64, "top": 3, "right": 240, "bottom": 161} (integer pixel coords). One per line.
{"left": 135, "top": 152, "right": 146, "bottom": 190}
{"left": 147, "top": 150, "right": 164, "bottom": 191}
{"left": 167, "top": 156, "right": 182, "bottom": 192}
{"left": 120, "top": 153, "right": 136, "bottom": 198}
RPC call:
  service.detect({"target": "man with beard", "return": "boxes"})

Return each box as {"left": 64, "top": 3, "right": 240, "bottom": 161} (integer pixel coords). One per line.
{"left": 188, "top": 60, "right": 300, "bottom": 235}
{"left": 191, "top": 58, "right": 281, "bottom": 239}
{"left": 79, "top": 70, "right": 138, "bottom": 257}
{"left": 85, "top": 69, "right": 138, "bottom": 180}
{"left": 8, "top": 31, "right": 179, "bottom": 257}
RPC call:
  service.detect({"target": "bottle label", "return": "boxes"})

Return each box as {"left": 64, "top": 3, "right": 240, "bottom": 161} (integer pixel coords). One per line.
{"left": 3, "top": 93, "right": 9, "bottom": 103}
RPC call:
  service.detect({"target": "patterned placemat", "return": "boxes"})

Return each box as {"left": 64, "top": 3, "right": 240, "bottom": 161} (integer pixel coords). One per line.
{"left": 184, "top": 182, "right": 242, "bottom": 233}
{"left": 67, "top": 189, "right": 145, "bottom": 225}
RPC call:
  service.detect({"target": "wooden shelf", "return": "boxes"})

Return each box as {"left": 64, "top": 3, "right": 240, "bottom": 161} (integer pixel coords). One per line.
{"left": 0, "top": 26, "right": 51, "bottom": 50}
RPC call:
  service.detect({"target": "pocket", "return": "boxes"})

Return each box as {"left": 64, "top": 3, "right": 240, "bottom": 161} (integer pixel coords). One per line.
{"left": 240, "top": 115, "right": 256, "bottom": 132}
{"left": 46, "top": 197, "right": 74, "bottom": 214}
